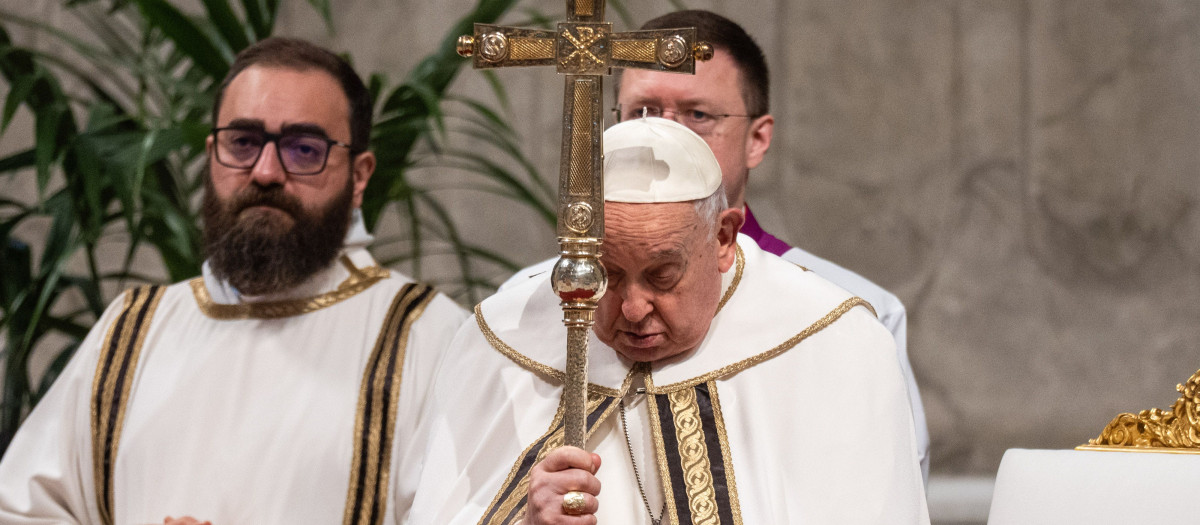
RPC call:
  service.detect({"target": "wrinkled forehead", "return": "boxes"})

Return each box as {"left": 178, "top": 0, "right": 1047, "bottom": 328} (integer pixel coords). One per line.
{"left": 602, "top": 202, "right": 703, "bottom": 258}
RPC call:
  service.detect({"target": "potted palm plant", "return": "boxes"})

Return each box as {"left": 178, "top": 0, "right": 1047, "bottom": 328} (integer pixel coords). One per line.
{"left": 0, "top": 0, "right": 558, "bottom": 455}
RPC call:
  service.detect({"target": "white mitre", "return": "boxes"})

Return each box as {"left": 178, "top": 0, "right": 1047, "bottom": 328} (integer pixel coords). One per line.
{"left": 603, "top": 117, "right": 721, "bottom": 203}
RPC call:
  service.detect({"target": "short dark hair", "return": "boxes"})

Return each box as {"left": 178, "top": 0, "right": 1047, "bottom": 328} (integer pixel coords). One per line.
{"left": 211, "top": 37, "right": 373, "bottom": 154}
{"left": 636, "top": 10, "right": 769, "bottom": 117}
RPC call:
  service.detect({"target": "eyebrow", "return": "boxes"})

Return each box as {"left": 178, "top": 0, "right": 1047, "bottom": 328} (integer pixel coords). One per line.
{"left": 221, "top": 119, "right": 331, "bottom": 139}
{"left": 624, "top": 95, "right": 709, "bottom": 108}
{"left": 280, "top": 123, "right": 331, "bottom": 138}
{"left": 646, "top": 245, "right": 687, "bottom": 262}
{"left": 223, "top": 118, "right": 265, "bottom": 130}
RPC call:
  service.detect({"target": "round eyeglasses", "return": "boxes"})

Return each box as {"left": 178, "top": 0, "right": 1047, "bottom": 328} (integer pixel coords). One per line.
{"left": 212, "top": 127, "right": 351, "bottom": 175}
{"left": 611, "top": 104, "right": 755, "bottom": 135}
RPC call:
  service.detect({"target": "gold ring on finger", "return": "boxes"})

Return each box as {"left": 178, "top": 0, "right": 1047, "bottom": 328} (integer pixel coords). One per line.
{"left": 562, "top": 491, "right": 587, "bottom": 515}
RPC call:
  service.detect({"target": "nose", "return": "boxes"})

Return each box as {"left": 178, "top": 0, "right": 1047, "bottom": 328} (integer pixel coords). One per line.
{"left": 658, "top": 108, "right": 681, "bottom": 123}
{"left": 619, "top": 283, "right": 654, "bottom": 323}
{"left": 249, "top": 142, "right": 287, "bottom": 187}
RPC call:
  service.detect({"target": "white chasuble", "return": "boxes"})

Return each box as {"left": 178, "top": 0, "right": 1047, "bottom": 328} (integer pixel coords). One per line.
{"left": 0, "top": 247, "right": 466, "bottom": 524}
{"left": 408, "top": 235, "right": 929, "bottom": 525}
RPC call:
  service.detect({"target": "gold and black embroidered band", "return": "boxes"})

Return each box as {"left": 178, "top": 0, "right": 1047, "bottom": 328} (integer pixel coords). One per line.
{"left": 90, "top": 285, "right": 166, "bottom": 525}
{"left": 647, "top": 380, "right": 743, "bottom": 525}
{"left": 478, "top": 393, "right": 621, "bottom": 525}
{"left": 342, "top": 282, "right": 435, "bottom": 525}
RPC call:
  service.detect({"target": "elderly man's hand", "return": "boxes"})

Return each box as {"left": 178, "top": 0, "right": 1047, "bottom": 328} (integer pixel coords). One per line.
{"left": 525, "top": 446, "right": 602, "bottom": 525}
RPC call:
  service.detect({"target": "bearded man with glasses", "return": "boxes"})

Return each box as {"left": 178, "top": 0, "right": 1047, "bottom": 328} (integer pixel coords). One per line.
{"left": 0, "top": 37, "right": 465, "bottom": 524}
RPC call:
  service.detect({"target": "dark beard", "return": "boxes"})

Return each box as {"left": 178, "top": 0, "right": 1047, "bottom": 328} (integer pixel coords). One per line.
{"left": 202, "top": 170, "right": 354, "bottom": 296}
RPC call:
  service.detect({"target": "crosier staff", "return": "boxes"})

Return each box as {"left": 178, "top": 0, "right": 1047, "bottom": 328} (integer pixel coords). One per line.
{"left": 457, "top": 0, "right": 711, "bottom": 447}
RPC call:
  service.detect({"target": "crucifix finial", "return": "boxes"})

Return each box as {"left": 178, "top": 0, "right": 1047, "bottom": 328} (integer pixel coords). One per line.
{"left": 457, "top": 6, "right": 711, "bottom": 448}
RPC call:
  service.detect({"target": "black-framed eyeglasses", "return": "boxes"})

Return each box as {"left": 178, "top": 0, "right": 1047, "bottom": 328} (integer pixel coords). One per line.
{"left": 611, "top": 104, "right": 755, "bottom": 135}
{"left": 211, "top": 127, "right": 351, "bottom": 175}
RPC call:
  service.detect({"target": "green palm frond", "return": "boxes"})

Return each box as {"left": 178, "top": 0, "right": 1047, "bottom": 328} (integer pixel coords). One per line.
{"left": 0, "top": 0, "right": 566, "bottom": 456}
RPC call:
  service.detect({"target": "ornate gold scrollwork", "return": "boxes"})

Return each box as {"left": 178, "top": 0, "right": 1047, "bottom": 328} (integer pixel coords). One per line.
{"left": 1079, "top": 368, "right": 1200, "bottom": 453}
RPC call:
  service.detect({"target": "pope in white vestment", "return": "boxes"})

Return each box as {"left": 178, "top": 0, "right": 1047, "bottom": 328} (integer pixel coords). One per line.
{"left": 0, "top": 214, "right": 465, "bottom": 524}
{"left": 407, "top": 118, "right": 928, "bottom": 524}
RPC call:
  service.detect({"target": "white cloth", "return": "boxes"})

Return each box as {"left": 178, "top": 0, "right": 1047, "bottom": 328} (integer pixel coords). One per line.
{"left": 0, "top": 244, "right": 466, "bottom": 523}
{"left": 411, "top": 235, "right": 928, "bottom": 524}
{"left": 777, "top": 245, "right": 929, "bottom": 482}
{"left": 988, "top": 448, "right": 1200, "bottom": 524}
{"left": 498, "top": 228, "right": 931, "bottom": 484}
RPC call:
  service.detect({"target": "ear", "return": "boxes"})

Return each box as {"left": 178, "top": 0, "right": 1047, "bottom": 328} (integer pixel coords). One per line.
{"left": 715, "top": 207, "right": 745, "bottom": 273}
{"left": 205, "top": 134, "right": 214, "bottom": 156}
{"left": 350, "top": 151, "right": 376, "bottom": 209}
{"left": 744, "top": 113, "right": 774, "bottom": 170}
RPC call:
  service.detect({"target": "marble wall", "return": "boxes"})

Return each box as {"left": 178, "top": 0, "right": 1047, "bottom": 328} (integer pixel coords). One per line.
{"left": 6, "top": 0, "right": 1199, "bottom": 478}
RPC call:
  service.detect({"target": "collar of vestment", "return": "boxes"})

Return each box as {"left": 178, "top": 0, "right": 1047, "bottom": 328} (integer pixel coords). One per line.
{"left": 475, "top": 234, "right": 877, "bottom": 393}
{"left": 192, "top": 246, "right": 390, "bottom": 320}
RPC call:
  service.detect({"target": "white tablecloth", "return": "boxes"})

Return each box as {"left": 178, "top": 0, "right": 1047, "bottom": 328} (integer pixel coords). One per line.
{"left": 987, "top": 448, "right": 1200, "bottom": 524}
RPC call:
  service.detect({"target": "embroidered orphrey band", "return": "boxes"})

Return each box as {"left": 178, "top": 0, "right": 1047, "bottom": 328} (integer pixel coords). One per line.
{"left": 343, "top": 283, "right": 436, "bottom": 525}
{"left": 91, "top": 285, "right": 167, "bottom": 525}
{"left": 650, "top": 381, "right": 742, "bottom": 525}
{"left": 479, "top": 395, "right": 619, "bottom": 525}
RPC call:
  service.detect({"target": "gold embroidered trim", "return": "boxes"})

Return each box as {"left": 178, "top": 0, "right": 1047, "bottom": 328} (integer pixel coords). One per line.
{"left": 343, "top": 283, "right": 435, "bottom": 525}
{"left": 790, "top": 263, "right": 875, "bottom": 317}
{"left": 192, "top": 256, "right": 389, "bottom": 320}
{"left": 90, "top": 285, "right": 166, "bottom": 525}
{"left": 715, "top": 244, "right": 744, "bottom": 316}
{"left": 478, "top": 376, "right": 630, "bottom": 525}
{"left": 477, "top": 398, "right": 567, "bottom": 525}
{"left": 649, "top": 296, "right": 873, "bottom": 393}
{"left": 644, "top": 371, "right": 680, "bottom": 525}
{"left": 708, "top": 381, "right": 744, "bottom": 525}
{"left": 473, "top": 245, "right": 742, "bottom": 398}
{"left": 475, "top": 303, "right": 621, "bottom": 398}
{"left": 669, "top": 387, "right": 721, "bottom": 524}
{"left": 860, "top": 300, "right": 878, "bottom": 318}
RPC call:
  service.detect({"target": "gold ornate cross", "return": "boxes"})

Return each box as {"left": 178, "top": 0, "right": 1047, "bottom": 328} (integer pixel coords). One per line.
{"left": 458, "top": 1, "right": 712, "bottom": 447}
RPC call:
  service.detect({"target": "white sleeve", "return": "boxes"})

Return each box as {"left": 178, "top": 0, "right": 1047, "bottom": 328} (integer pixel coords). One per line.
{"left": 0, "top": 297, "right": 128, "bottom": 524}
{"left": 496, "top": 257, "right": 555, "bottom": 291}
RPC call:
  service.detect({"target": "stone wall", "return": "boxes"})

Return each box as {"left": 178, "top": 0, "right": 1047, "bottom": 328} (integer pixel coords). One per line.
{"left": 5, "top": 0, "right": 1199, "bottom": 479}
